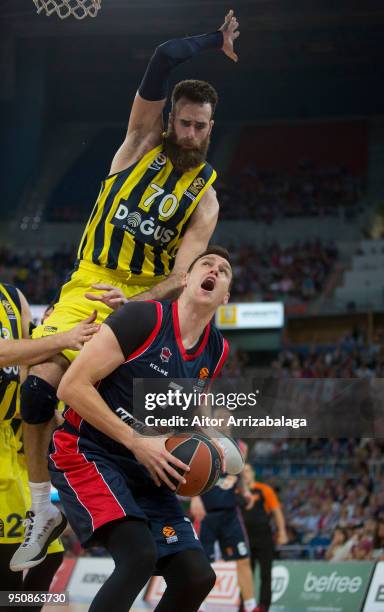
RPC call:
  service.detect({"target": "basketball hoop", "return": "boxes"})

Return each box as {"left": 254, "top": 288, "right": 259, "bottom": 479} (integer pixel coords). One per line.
{"left": 33, "top": 0, "right": 101, "bottom": 19}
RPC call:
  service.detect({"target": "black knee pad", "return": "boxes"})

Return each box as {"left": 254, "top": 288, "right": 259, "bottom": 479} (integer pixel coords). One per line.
{"left": 20, "top": 376, "right": 58, "bottom": 424}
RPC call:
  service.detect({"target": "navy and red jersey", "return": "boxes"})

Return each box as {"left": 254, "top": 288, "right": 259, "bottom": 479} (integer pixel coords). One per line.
{"left": 64, "top": 299, "right": 229, "bottom": 452}
{"left": 201, "top": 473, "right": 240, "bottom": 511}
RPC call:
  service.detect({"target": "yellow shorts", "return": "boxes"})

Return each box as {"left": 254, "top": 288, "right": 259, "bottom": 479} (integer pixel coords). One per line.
{"left": 0, "top": 422, "right": 63, "bottom": 552}
{"left": 32, "top": 260, "right": 164, "bottom": 362}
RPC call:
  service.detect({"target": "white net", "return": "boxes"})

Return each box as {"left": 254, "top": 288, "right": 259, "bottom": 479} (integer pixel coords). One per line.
{"left": 33, "top": 0, "right": 101, "bottom": 19}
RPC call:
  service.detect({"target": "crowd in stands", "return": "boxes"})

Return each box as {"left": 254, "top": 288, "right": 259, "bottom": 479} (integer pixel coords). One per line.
{"left": 0, "top": 239, "right": 339, "bottom": 305}
{"left": 229, "top": 239, "right": 339, "bottom": 302}
{"left": 217, "top": 161, "right": 363, "bottom": 222}
{"left": 0, "top": 245, "right": 76, "bottom": 304}
{"left": 270, "top": 330, "right": 384, "bottom": 378}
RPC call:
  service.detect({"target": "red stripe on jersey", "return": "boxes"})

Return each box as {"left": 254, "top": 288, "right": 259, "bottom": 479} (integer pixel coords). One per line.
{"left": 64, "top": 407, "right": 82, "bottom": 430}
{"left": 172, "top": 300, "right": 210, "bottom": 361}
{"left": 124, "top": 301, "right": 163, "bottom": 363}
{"left": 211, "top": 338, "right": 230, "bottom": 380}
{"left": 50, "top": 429, "right": 126, "bottom": 531}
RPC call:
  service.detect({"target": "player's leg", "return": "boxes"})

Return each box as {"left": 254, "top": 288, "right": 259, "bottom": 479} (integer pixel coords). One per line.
{"left": 155, "top": 549, "right": 216, "bottom": 612}
{"left": 10, "top": 357, "right": 68, "bottom": 572}
{"left": 0, "top": 545, "right": 23, "bottom": 607}
{"left": 88, "top": 519, "right": 157, "bottom": 612}
{"left": 236, "top": 558, "right": 256, "bottom": 611}
{"left": 199, "top": 512, "right": 219, "bottom": 563}
{"left": 22, "top": 552, "right": 64, "bottom": 612}
{"left": 254, "top": 529, "right": 274, "bottom": 612}
{"left": 221, "top": 509, "right": 256, "bottom": 612}
{"left": 48, "top": 427, "right": 159, "bottom": 609}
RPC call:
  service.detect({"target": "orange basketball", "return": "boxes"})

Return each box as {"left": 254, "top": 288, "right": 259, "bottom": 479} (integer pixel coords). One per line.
{"left": 165, "top": 432, "right": 223, "bottom": 496}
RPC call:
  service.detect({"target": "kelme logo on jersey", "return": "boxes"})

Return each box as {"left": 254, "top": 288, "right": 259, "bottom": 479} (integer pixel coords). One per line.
{"left": 160, "top": 347, "right": 172, "bottom": 363}
{"left": 112, "top": 206, "right": 175, "bottom": 246}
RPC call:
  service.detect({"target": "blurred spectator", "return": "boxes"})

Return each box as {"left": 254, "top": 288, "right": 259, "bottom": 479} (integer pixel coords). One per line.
{"left": 217, "top": 162, "right": 363, "bottom": 222}
{"left": 325, "top": 527, "right": 351, "bottom": 561}
{"left": 0, "top": 240, "right": 338, "bottom": 305}
{"left": 230, "top": 240, "right": 338, "bottom": 303}
{"left": 373, "top": 518, "right": 384, "bottom": 561}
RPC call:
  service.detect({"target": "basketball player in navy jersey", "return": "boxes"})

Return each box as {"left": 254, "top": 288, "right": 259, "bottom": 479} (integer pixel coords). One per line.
{"left": 47, "top": 247, "right": 232, "bottom": 612}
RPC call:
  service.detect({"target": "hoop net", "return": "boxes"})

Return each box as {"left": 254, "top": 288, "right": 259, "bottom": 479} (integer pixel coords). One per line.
{"left": 33, "top": 0, "right": 101, "bottom": 19}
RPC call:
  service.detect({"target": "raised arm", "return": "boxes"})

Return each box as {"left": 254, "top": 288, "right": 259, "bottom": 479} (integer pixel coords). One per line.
{"left": 109, "top": 10, "right": 240, "bottom": 174}
{"left": 130, "top": 187, "right": 219, "bottom": 301}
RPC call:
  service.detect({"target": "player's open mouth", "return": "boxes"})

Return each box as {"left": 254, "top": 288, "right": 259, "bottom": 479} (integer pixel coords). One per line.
{"left": 201, "top": 276, "right": 216, "bottom": 291}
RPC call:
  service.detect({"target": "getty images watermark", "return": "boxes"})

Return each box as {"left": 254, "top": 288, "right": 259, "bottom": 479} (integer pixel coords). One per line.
{"left": 143, "top": 387, "right": 307, "bottom": 430}
{"left": 130, "top": 378, "right": 380, "bottom": 438}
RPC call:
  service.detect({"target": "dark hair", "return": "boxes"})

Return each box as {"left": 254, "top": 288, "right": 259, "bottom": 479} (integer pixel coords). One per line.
{"left": 187, "top": 245, "right": 231, "bottom": 273}
{"left": 171, "top": 79, "right": 218, "bottom": 117}
{"left": 334, "top": 526, "right": 349, "bottom": 543}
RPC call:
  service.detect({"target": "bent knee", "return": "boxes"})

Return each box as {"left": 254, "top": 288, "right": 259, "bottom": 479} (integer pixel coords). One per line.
{"left": 29, "top": 355, "right": 68, "bottom": 387}
{"left": 20, "top": 376, "right": 58, "bottom": 424}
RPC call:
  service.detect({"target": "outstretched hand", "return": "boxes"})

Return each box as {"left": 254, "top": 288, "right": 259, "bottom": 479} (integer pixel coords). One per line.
{"left": 219, "top": 9, "right": 240, "bottom": 63}
{"left": 64, "top": 311, "right": 100, "bottom": 350}
{"left": 85, "top": 284, "right": 128, "bottom": 311}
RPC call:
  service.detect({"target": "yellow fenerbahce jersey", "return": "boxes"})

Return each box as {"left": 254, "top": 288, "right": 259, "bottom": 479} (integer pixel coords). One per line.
{"left": 77, "top": 145, "right": 217, "bottom": 279}
{"left": 0, "top": 284, "right": 22, "bottom": 422}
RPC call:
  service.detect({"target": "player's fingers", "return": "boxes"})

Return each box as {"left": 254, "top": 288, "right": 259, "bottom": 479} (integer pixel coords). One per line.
{"left": 83, "top": 325, "right": 100, "bottom": 337}
{"left": 233, "top": 31, "right": 240, "bottom": 40}
{"left": 148, "top": 467, "right": 161, "bottom": 487}
{"left": 163, "top": 450, "right": 190, "bottom": 472}
{"left": 155, "top": 465, "right": 176, "bottom": 491}
{"left": 82, "top": 310, "right": 97, "bottom": 324}
{"left": 162, "top": 461, "right": 187, "bottom": 484}
{"left": 101, "top": 290, "right": 120, "bottom": 297}
{"left": 84, "top": 292, "right": 100, "bottom": 301}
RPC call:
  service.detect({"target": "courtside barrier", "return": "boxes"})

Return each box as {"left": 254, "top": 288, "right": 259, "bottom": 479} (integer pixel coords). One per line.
{"left": 49, "top": 557, "right": 379, "bottom": 611}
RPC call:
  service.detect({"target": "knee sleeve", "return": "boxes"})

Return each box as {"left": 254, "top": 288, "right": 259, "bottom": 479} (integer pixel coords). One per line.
{"left": 20, "top": 376, "right": 58, "bottom": 424}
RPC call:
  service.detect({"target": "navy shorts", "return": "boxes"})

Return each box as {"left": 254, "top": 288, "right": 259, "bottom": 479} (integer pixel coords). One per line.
{"left": 48, "top": 427, "right": 201, "bottom": 562}
{"left": 200, "top": 508, "right": 250, "bottom": 561}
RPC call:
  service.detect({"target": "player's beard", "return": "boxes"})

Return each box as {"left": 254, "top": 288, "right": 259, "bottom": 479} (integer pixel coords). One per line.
{"left": 163, "top": 128, "right": 210, "bottom": 173}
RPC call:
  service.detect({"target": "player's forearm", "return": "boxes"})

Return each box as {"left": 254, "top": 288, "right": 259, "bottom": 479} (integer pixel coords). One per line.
{"left": 139, "top": 32, "right": 223, "bottom": 101}
{"left": 57, "top": 380, "right": 134, "bottom": 449}
{"left": 0, "top": 333, "right": 73, "bottom": 367}
{"left": 273, "top": 507, "right": 287, "bottom": 533}
{"left": 236, "top": 473, "right": 248, "bottom": 496}
{"left": 129, "top": 273, "right": 185, "bottom": 302}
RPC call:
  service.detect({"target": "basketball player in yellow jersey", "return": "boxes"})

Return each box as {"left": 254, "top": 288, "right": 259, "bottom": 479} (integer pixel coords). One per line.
{"left": 0, "top": 282, "right": 98, "bottom": 586}
{"left": 12, "top": 10, "right": 240, "bottom": 571}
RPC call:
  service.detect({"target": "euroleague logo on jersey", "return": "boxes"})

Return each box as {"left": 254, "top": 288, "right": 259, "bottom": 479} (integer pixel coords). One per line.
{"left": 160, "top": 347, "right": 172, "bottom": 363}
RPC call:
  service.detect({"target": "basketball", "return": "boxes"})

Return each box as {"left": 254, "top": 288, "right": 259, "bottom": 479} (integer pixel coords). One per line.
{"left": 165, "top": 432, "right": 223, "bottom": 496}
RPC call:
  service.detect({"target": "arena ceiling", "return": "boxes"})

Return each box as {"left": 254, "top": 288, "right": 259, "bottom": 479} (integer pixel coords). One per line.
{"left": 2, "top": 0, "right": 384, "bottom": 73}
